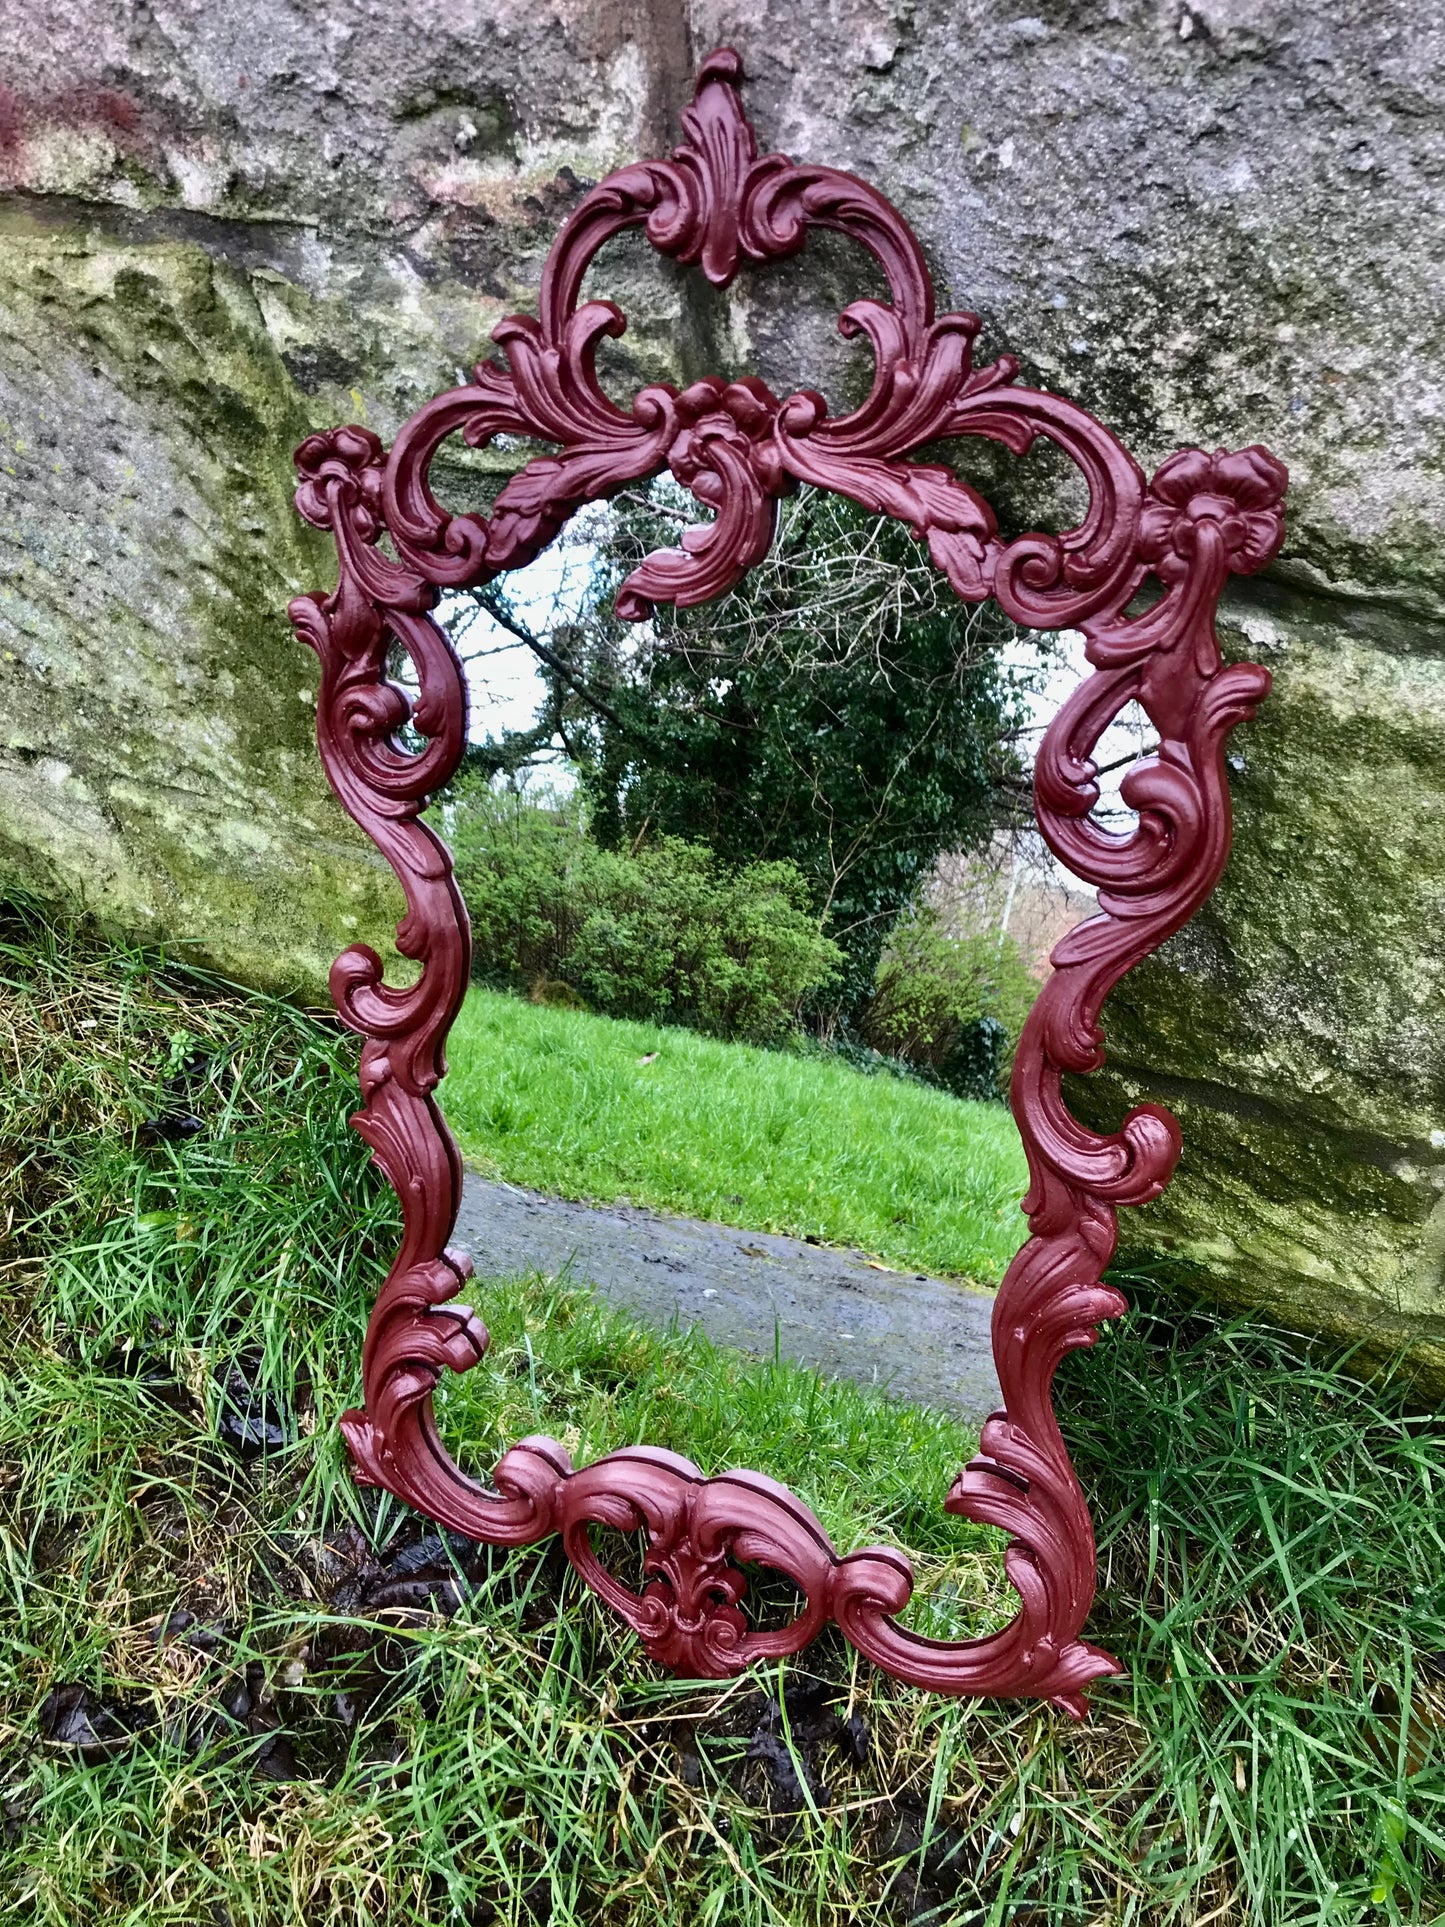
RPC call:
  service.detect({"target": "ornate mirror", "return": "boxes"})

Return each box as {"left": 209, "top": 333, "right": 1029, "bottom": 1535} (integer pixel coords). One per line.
{"left": 290, "top": 49, "right": 1285, "bottom": 1713}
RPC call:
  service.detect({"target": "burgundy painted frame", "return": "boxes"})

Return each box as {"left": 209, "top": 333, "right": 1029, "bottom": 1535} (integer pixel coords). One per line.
{"left": 290, "top": 49, "right": 1286, "bottom": 1715}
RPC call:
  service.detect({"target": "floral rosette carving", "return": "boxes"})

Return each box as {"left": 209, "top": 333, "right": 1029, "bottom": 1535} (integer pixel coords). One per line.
{"left": 290, "top": 47, "right": 1286, "bottom": 1715}
{"left": 1141, "top": 447, "right": 1287, "bottom": 582}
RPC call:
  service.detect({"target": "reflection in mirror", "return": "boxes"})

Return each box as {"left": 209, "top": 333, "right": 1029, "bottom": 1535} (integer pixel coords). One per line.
{"left": 1020, "top": 636, "right": 1155, "bottom": 842}
{"left": 417, "top": 483, "right": 1089, "bottom": 1644}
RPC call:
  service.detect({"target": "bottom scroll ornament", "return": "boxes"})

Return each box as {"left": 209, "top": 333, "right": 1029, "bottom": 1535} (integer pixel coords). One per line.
{"left": 346, "top": 1382, "right": 1113, "bottom": 1712}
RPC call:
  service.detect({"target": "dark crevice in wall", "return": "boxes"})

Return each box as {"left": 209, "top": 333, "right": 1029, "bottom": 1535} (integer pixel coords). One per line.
{"left": 0, "top": 186, "right": 316, "bottom": 246}
{"left": 638, "top": 0, "right": 697, "bottom": 153}
{"left": 0, "top": 187, "right": 319, "bottom": 282}
{"left": 1089, "top": 1061, "right": 1445, "bottom": 1181}
{"left": 1228, "top": 569, "right": 1445, "bottom": 655}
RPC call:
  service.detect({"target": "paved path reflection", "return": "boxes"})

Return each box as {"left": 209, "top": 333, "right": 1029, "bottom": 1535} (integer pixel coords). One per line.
{"left": 455, "top": 1170, "right": 1001, "bottom": 1422}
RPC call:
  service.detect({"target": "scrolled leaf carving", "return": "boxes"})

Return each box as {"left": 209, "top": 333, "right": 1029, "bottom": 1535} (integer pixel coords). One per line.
{"left": 290, "top": 47, "right": 1286, "bottom": 1714}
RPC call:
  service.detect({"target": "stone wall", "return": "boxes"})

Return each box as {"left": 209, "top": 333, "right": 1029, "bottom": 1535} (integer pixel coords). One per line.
{"left": 0, "top": 0, "right": 701, "bottom": 994}
{"left": 3, "top": 1, "right": 1445, "bottom": 1377}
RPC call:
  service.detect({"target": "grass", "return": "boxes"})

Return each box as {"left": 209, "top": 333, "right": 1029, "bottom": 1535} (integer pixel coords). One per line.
{"left": 444, "top": 987, "right": 1029, "bottom": 1285}
{"left": 433, "top": 1280, "right": 1009, "bottom": 1646}
{"left": 1, "top": 897, "right": 1444, "bottom": 1923}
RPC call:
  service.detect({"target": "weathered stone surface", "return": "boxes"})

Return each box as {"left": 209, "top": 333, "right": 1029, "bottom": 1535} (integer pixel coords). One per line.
{"left": 1078, "top": 578, "right": 1445, "bottom": 1383}
{"left": 0, "top": 0, "right": 705, "bottom": 993}
{"left": 0, "top": 215, "right": 409, "bottom": 994}
{"left": 698, "top": 1, "right": 1445, "bottom": 615}
{"left": 3, "top": 2, "right": 1445, "bottom": 1372}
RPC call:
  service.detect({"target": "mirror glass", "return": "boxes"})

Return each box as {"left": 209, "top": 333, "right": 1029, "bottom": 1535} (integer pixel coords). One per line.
{"left": 410, "top": 479, "right": 1119, "bottom": 1637}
